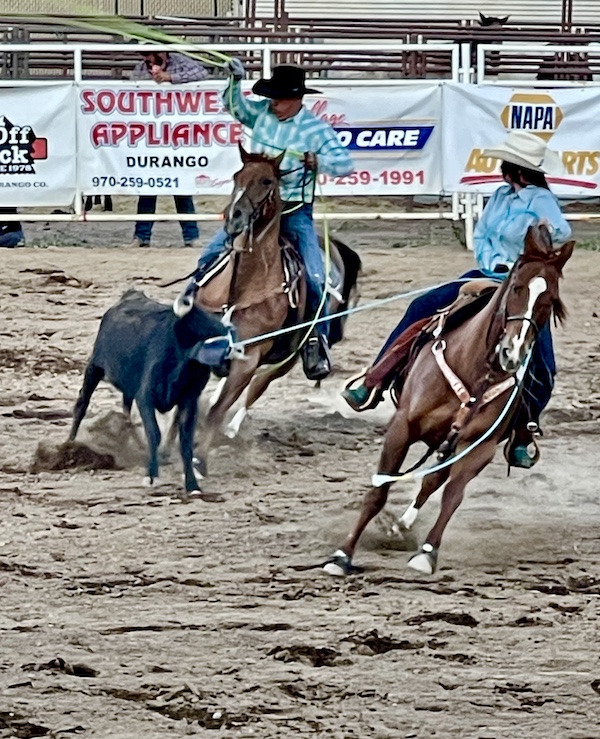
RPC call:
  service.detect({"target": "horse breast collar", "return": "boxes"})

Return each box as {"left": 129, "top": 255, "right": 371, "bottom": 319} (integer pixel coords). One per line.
{"left": 195, "top": 241, "right": 302, "bottom": 315}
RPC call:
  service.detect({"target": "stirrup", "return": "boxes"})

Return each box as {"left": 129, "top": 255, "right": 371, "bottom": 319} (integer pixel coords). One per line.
{"left": 342, "top": 370, "right": 383, "bottom": 411}
{"left": 504, "top": 431, "right": 541, "bottom": 469}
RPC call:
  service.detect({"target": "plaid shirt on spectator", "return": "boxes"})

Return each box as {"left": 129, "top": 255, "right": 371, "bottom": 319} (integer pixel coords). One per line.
{"left": 131, "top": 53, "right": 209, "bottom": 84}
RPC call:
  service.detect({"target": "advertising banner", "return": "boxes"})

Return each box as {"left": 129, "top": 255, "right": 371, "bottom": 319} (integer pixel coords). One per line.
{"left": 77, "top": 82, "right": 443, "bottom": 197}
{"left": 443, "top": 83, "right": 600, "bottom": 198}
{"left": 0, "top": 84, "right": 76, "bottom": 207}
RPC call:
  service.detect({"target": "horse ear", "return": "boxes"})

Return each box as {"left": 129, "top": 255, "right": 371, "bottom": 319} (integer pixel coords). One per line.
{"left": 238, "top": 142, "right": 251, "bottom": 163}
{"left": 523, "top": 225, "right": 548, "bottom": 257}
{"left": 550, "top": 240, "right": 575, "bottom": 272}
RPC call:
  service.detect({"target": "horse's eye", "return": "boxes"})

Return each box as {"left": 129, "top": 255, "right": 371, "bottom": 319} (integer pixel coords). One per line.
{"left": 262, "top": 178, "right": 273, "bottom": 186}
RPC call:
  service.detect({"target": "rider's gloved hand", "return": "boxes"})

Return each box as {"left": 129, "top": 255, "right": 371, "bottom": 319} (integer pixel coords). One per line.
{"left": 303, "top": 152, "right": 318, "bottom": 171}
{"left": 226, "top": 57, "right": 245, "bottom": 81}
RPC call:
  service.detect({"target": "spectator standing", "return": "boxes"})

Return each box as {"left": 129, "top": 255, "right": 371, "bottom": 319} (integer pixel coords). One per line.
{"left": 130, "top": 50, "right": 209, "bottom": 248}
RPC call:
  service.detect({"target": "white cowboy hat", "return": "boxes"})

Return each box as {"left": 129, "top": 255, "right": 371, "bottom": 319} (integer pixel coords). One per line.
{"left": 482, "top": 130, "right": 563, "bottom": 174}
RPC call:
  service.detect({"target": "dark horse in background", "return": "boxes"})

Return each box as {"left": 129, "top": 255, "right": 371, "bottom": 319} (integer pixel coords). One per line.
{"left": 174, "top": 146, "right": 361, "bottom": 475}
{"left": 325, "top": 224, "right": 574, "bottom": 576}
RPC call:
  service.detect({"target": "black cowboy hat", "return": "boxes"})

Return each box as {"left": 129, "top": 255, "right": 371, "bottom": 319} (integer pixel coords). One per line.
{"left": 252, "top": 65, "right": 321, "bottom": 99}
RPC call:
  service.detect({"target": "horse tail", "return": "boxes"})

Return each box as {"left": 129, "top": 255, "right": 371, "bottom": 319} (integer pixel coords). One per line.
{"left": 329, "top": 236, "right": 362, "bottom": 347}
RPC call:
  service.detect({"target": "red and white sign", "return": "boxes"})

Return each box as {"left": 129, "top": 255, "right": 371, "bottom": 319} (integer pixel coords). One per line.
{"left": 77, "top": 81, "right": 443, "bottom": 197}
{"left": 0, "top": 84, "right": 76, "bottom": 207}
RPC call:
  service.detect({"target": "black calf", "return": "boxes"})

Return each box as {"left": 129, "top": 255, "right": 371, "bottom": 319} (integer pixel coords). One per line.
{"left": 69, "top": 289, "right": 228, "bottom": 493}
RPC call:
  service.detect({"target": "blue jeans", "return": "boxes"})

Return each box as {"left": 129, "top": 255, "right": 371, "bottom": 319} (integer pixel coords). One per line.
{"left": 377, "top": 270, "right": 555, "bottom": 422}
{"left": 0, "top": 230, "right": 24, "bottom": 247}
{"left": 198, "top": 203, "right": 327, "bottom": 337}
{"left": 134, "top": 196, "right": 199, "bottom": 243}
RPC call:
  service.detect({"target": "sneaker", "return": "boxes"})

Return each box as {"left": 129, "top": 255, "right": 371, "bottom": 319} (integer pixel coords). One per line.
{"left": 341, "top": 383, "right": 370, "bottom": 410}
{"left": 507, "top": 443, "right": 537, "bottom": 469}
{"left": 183, "top": 238, "right": 201, "bottom": 249}
{"left": 130, "top": 236, "right": 150, "bottom": 248}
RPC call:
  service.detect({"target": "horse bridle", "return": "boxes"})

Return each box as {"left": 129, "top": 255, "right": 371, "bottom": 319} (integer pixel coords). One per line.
{"left": 227, "top": 179, "right": 279, "bottom": 253}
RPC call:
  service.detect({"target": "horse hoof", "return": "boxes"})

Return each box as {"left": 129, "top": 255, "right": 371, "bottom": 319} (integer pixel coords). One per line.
{"left": 322, "top": 550, "right": 355, "bottom": 577}
{"left": 407, "top": 544, "right": 438, "bottom": 575}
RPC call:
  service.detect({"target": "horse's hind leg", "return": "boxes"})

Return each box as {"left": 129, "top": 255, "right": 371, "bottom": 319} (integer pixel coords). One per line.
{"left": 324, "top": 410, "right": 411, "bottom": 576}
{"left": 224, "top": 357, "right": 298, "bottom": 439}
{"left": 68, "top": 363, "right": 104, "bottom": 441}
{"left": 408, "top": 439, "right": 497, "bottom": 575}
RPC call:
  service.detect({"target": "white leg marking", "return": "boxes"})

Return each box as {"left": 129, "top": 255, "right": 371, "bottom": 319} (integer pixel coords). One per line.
{"left": 399, "top": 501, "right": 419, "bottom": 531}
{"left": 225, "top": 407, "right": 247, "bottom": 439}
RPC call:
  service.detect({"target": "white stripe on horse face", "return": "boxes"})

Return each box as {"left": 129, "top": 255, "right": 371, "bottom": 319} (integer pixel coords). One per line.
{"left": 507, "top": 276, "right": 547, "bottom": 362}
{"left": 227, "top": 187, "right": 246, "bottom": 221}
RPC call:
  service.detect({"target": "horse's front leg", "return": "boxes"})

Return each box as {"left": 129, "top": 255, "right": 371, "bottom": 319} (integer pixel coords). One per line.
{"left": 408, "top": 438, "right": 497, "bottom": 575}
{"left": 323, "top": 409, "right": 411, "bottom": 577}
{"left": 194, "top": 349, "right": 262, "bottom": 476}
{"left": 225, "top": 355, "right": 299, "bottom": 439}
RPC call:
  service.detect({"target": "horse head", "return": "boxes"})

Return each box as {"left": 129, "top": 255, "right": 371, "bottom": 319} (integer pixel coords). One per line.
{"left": 495, "top": 224, "right": 574, "bottom": 374}
{"left": 224, "top": 144, "right": 285, "bottom": 250}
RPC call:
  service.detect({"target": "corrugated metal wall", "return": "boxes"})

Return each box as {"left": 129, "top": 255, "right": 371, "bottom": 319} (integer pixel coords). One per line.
{"left": 253, "top": 0, "right": 600, "bottom": 24}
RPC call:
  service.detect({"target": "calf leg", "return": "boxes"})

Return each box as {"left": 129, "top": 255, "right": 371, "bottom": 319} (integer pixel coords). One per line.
{"left": 69, "top": 363, "right": 104, "bottom": 441}
{"left": 178, "top": 394, "right": 201, "bottom": 493}
{"left": 136, "top": 397, "right": 162, "bottom": 484}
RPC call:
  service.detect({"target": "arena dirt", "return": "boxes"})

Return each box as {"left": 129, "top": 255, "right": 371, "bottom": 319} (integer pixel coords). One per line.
{"left": 1, "top": 213, "right": 599, "bottom": 738}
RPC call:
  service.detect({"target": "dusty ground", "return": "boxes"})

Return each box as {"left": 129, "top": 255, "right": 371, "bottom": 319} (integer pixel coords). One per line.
{"left": 1, "top": 212, "right": 600, "bottom": 738}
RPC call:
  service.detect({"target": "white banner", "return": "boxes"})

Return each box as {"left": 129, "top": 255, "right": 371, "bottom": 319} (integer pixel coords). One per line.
{"left": 443, "top": 83, "right": 600, "bottom": 198}
{"left": 77, "top": 82, "right": 443, "bottom": 197}
{"left": 0, "top": 85, "right": 76, "bottom": 207}
{"left": 312, "top": 83, "right": 442, "bottom": 195}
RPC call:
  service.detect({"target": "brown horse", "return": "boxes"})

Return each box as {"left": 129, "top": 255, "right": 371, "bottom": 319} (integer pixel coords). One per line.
{"left": 174, "top": 147, "right": 361, "bottom": 475}
{"left": 324, "top": 224, "right": 574, "bottom": 576}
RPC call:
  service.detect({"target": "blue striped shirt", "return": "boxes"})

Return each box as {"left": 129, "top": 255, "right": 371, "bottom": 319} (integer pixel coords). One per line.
{"left": 474, "top": 184, "right": 572, "bottom": 277}
{"left": 223, "top": 78, "right": 354, "bottom": 203}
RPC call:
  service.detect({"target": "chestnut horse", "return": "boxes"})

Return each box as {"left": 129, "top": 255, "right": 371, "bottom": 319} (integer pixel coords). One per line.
{"left": 325, "top": 224, "right": 574, "bottom": 576}
{"left": 174, "top": 148, "right": 361, "bottom": 476}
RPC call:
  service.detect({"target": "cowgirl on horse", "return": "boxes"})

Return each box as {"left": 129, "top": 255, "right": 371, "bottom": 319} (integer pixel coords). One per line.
{"left": 342, "top": 131, "right": 572, "bottom": 469}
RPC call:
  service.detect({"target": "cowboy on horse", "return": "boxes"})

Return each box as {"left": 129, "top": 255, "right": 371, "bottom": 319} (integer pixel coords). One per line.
{"left": 191, "top": 59, "right": 354, "bottom": 379}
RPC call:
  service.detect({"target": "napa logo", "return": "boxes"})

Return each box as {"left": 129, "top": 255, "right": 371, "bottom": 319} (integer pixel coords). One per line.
{"left": 500, "top": 93, "right": 563, "bottom": 141}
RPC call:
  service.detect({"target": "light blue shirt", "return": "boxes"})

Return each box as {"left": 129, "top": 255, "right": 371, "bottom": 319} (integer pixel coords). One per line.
{"left": 473, "top": 184, "right": 572, "bottom": 277}
{"left": 223, "top": 78, "right": 354, "bottom": 203}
